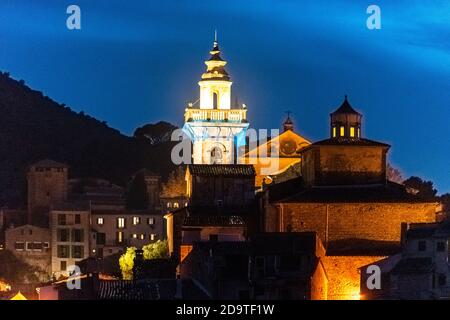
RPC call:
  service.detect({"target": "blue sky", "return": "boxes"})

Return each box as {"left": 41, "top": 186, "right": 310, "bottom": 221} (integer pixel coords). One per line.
{"left": 0, "top": 0, "right": 449, "bottom": 193}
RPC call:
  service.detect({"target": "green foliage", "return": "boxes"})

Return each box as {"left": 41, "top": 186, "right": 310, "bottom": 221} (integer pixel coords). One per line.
{"left": 119, "top": 247, "right": 136, "bottom": 280}
{"left": 142, "top": 240, "right": 169, "bottom": 260}
{"left": 118, "top": 240, "right": 169, "bottom": 280}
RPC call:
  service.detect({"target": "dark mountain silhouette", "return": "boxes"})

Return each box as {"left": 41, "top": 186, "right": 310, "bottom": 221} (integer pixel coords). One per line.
{"left": 134, "top": 121, "right": 178, "bottom": 145}
{"left": 0, "top": 71, "right": 178, "bottom": 207}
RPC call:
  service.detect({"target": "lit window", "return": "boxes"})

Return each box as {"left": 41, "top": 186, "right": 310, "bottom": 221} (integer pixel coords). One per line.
{"left": 117, "top": 218, "right": 126, "bottom": 229}
{"left": 350, "top": 127, "right": 355, "bottom": 137}
{"left": 358, "top": 128, "right": 360, "bottom": 137}
{"left": 117, "top": 231, "right": 124, "bottom": 243}
{"left": 147, "top": 218, "right": 154, "bottom": 225}
{"left": 140, "top": 234, "right": 145, "bottom": 240}
{"left": 332, "top": 127, "right": 336, "bottom": 138}
{"left": 97, "top": 218, "right": 104, "bottom": 225}
{"left": 150, "top": 234, "right": 156, "bottom": 241}
{"left": 167, "top": 202, "right": 172, "bottom": 208}
{"left": 340, "top": 126, "right": 345, "bottom": 137}
{"left": 132, "top": 234, "right": 138, "bottom": 239}
{"left": 185, "top": 202, "right": 188, "bottom": 207}
{"left": 133, "top": 216, "right": 141, "bottom": 225}
{"left": 174, "top": 202, "right": 179, "bottom": 208}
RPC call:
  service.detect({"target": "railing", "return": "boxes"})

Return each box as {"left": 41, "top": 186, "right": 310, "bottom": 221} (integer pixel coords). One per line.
{"left": 184, "top": 108, "right": 247, "bottom": 123}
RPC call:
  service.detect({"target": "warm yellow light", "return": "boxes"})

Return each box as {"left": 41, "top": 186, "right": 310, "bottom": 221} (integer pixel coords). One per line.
{"left": 10, "top": 291, "right": 27, "bottom": 300}
{"left": 350, "top": 127, "right": 355, "bottom": 137}
{"left": 340, "top": 126, "right": 345, "bottom": 137}
{"left": 332, "top": 127, "right": 336, "bottom": 137}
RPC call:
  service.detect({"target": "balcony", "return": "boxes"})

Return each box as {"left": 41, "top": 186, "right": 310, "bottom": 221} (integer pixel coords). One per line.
{"left": 184, "top": 108, "right": 247, "bottom": 123}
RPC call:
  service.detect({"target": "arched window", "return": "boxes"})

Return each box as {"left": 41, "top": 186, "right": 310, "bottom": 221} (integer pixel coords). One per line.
{"left": 212, "top": 92, "right": 218, "bottom": 109}
{"left": 210, "top": 147, "right": 223, "bottom": 164}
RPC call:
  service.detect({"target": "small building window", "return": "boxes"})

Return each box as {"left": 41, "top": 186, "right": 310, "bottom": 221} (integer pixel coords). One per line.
{"left": 167, "top": 202, "right": 172, "bottom": 208}
{"left": 57, "top": 229, "right": 70, "bottom": 242}
{"left": 418, "top": 240, "right": 427, "bottom": 251}
{"left": 132, "top": 234, "right": 138, "bottom": 239}
{"left": 340, "top": 126, "right": 345, "bottom": 137}
{"left": 140, "top": 234, "right": 145, "bottom": 240}
{"left": 72, "top": 245, "right": 84, "bottom": 259}
{"left": 72, "top": 229, "right": 84, "bottom": 242}
{"left": 332, "top": 126, "right": 336, "bottom": 138}
{"left": 173, "top": 202, "right": 179, "bottom": 208}
{"left": 117, "top": 218, "right": 126, "bottom": 229}
{"left": 358, "top": 128, "right": 361, "bottom": 137}
{"left": 150, "top": 234, "right": 156, "bottom": 241}
{"left": 97, "top": 218, "right": 104, "bottom": 225}
{"left": 58, "top": 214, "right": 66, "bottom": 226}
{"left": 133, "top": 217, "right": 141, "bottom": 225}
{"left": 147, "top": 218, "right": 154, "bottom": 225}
{"left": 436, "top": 242, "right": 446, "bottom": 252}
{"left": 14, "top": 242, "right": 25, "bottom": 251}
{"left": 60, "top": 261, "right": 67, "bottom": 272}
{"left": 350, "top": 127, "right": 355, "bottom": 137}
{"left": 116, "top": 231, "right": 124, "bottom": 244}
{"left": 75, "top": 214, "right": 81, "bottom": 224}
{"left": 57, "top": 245, "right": 70, "bottom": 258}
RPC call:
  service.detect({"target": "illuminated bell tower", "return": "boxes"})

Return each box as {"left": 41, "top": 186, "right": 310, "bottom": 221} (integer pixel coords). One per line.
{"left": 183, "top": 34, "right": 249, "bottom": 164}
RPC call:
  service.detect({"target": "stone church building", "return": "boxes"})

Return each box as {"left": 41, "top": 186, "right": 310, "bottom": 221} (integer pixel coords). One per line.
{"left": 261, "top": 96, "right": 440, "bottom": 299}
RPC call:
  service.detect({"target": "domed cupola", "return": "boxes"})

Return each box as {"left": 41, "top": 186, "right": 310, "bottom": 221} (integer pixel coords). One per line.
{"left": 330, "top": 95, "right": 362, "bottom": 139}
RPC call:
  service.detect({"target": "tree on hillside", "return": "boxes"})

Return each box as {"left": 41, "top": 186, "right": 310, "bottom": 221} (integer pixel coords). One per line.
{"left": 161, "top": 166, "right": 186, "bottom": 197}
{"left": 133, "top": 121, "right": 178, "bottom": 145}
{"left": 387, "top": 163, "right": 404, "bottom": 184}
{"left": 403, "top": 176, "right": 437, "bottom": 199}
{"left": 440, "top": 193, "right": 450, "bottom": 218}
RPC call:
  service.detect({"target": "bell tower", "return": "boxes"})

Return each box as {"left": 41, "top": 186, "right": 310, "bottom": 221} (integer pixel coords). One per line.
{"left": 183, "top": 34, "right": 249, "bottom": 164}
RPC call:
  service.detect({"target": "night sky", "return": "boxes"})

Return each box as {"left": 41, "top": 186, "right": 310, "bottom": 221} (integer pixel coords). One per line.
{"left": 0, "top": 0, "right": 449, "bottom": 193}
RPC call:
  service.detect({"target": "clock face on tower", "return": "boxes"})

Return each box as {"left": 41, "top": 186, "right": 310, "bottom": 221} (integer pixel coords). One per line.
{"left": 280, "top": 138, "right": 297, "bottom": 156}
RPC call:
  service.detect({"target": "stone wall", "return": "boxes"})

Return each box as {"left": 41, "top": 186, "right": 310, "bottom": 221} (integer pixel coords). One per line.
{"left": 267, "top": 202, "right": 437, "bottom": 243}
{"left": 323, "top": 256, "right": 385, "bottom": 300}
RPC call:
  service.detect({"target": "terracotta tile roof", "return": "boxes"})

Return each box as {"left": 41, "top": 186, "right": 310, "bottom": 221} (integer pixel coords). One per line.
{"left": 271, "top": 181, "right": 437, "bottom": 203}
{"left": 331, "top": 96, "right": 361, "bottom": 115}
{"left": 302, "top": 137, "right": 390, "bottom": 149}
{"left": 188, "top": 164, "right": 256, "bottom": 176}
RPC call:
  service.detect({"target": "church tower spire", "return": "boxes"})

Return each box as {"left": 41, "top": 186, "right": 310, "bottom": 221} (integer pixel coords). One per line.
{"left": 183, "top": 35, "right": 249, "bottom": 165}
{"left": 198, "top": 32, "right": 232, "bottom": 109}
